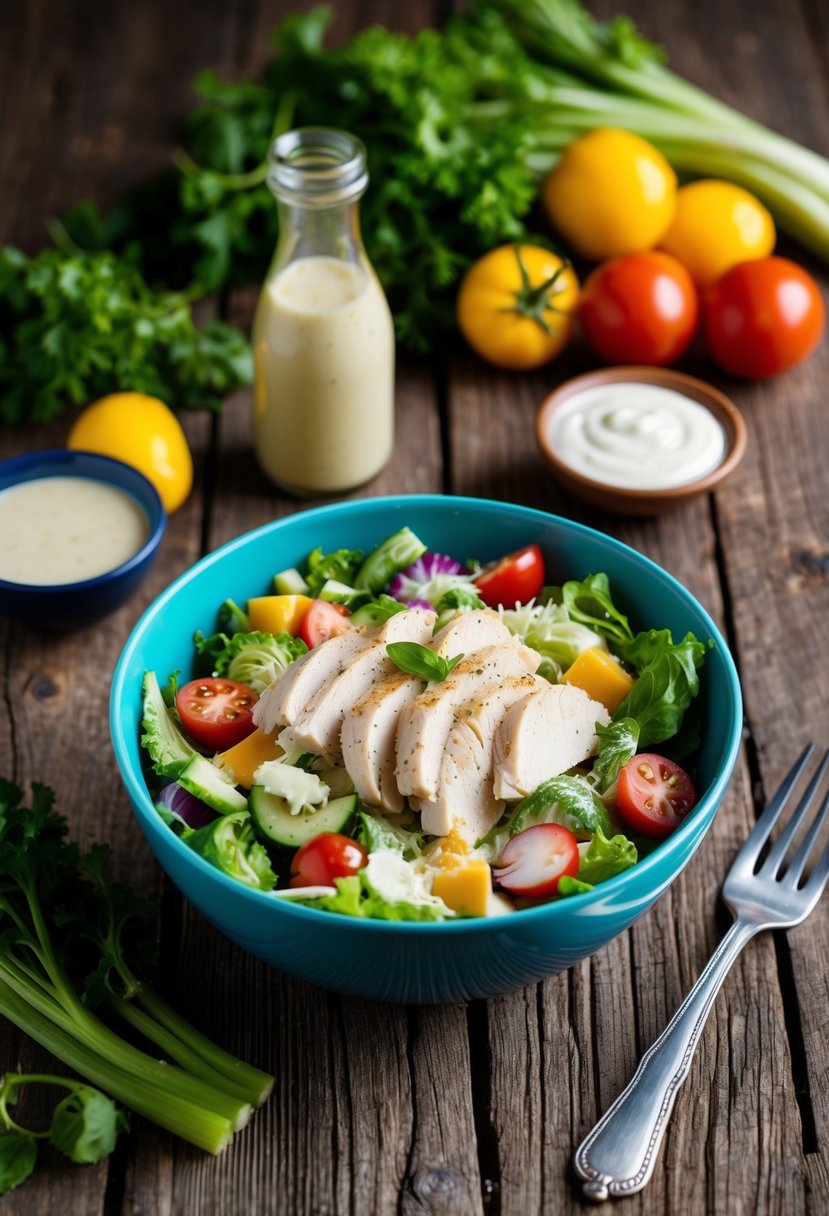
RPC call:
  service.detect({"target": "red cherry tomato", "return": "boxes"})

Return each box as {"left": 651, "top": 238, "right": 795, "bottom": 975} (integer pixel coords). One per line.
{"left": 701, "top": 256, "right": 824, "bottom": 378}
{"left": 289, "top": 833, "right": 368, "bottom": 888}
{"left": 299, "top": 599, "right": 353, "bottom": 648}
{"left": 474, "top": 543, "right": 545, "bottom": 608}
{"left": 492, "top": 823, "right": 580, "bottom": 898}
{"left": 579, "top": 252, "right": 699, "bottom": 365}
{"left": 616, "top": 753, "right": 697, "bottom": 839}
{"left": 176, "top": 677, "right": 258, "bottom": 750}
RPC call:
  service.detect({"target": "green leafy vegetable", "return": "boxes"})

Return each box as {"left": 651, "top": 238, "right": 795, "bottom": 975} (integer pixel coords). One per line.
{"left": 357, "top": 810, "right": 427, "bottom": 860}
{"left": 183, "top": 811, "right": 276, "bottom": 890}
{"left": 0, "top": 246, "right": 251, "bottom": 424}
{"left": 559, "top": 573, "right": 635, "bottom": 650}
{"left": 194, "top": 629, "right": 308, "bottom": 691}
{"left": 304, "top": 546, "right": 364, "bottom": 597}
{"left": 0, "top": 779, "right": 274, "bottom": 1157}
{"left": 508, "top": 774, "right": 612, "bottom": 840}
{"left": 592, "top": 718, "right": 640, "bottom": 792}
{"left": 302, "top": 874, "right": 447, "bottom": 921}
{"left": 561, "top": 827, "right": 639, "bottom": 897}
{"left": 499, "top": 598, "right": 607, "bottom": 681}
{"left": 216, "top": 598, "right": 251, "bottom": 634}
{"left": 0, "top": 1133, "right": 37, "bottom": 1195}
{"left": 615, "top": 632, "right": 709, "bottom": 748}
{"left": 386, "top": 642, "right": 464, "bottom": 683}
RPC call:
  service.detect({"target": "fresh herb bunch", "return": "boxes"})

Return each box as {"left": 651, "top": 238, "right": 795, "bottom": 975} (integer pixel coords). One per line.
{"left": 0, "top": 1073, "right": 128, "bottom": 1195}
{"left": 0, "top": 246, "right": 252, "bottom": 424}
{"left": 0, "top": 778, "right": 273, "bottom": 1155}
{"left": 65, "top": 0, "right": 829, "bottom": 355}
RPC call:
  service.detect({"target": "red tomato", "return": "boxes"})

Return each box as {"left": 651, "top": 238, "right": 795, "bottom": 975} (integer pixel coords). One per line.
{"left": 579, "top": 252, "right": 699, "bottom": 365}
{"left": 701, "top": 256, "right": 824, "bottom": 378}
{"left": 492, "top": 823, "right": 580, "bottom": 898}
{"left": 474, "top": 543, "right": 545, "bottom": 608}
{"left": 616, "top": 753, "right": 697, "bottom": 839}
{"left": 289, "top": 833, "right": 368, "bottom": 888}
{"left": 176, "top": 677, "right": 258, "bottom": 750}
{"left": 299, "top": 599, "right": 352, "bottom": 648}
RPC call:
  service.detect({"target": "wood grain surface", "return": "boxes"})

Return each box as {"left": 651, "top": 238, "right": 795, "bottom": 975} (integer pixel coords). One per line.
{"left": 1, "top": 1, "right": 828, "bottom": 1213}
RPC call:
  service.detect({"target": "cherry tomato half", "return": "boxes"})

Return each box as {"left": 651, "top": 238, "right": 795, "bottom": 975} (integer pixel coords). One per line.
{"left": 474, "top": 543, "right": 545, "bottom": 608}
{"left": 289, "top": 833, "right": 368, "bottom": 888}
{"left": 492, "top": 823, "right": 580, "bottom": 898}
{"left": 701, "top": 256, "right": 824, "bottom": 378}
{"left": 579, "top": 252, "right": 699, "bottom": 366}
{"left": 299, "top": 599, "right": 353, "bottom": 648}
{"left": 616, "top": 753, "right": 697, "bottom": 839}
{"left": 176, "top": 677, "right": 258, "bottom": 751}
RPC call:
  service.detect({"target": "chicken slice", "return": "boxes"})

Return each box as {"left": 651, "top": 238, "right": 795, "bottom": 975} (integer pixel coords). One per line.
{"left": 285, "top": 608, "right": 436, "bottom": 762}
{"left": 492, "top": 682, "right": 610, "bottom": 801}
{"left": 418, "top": 674, "right": 543, "bottom": 840}
{"left": 341, "top": 671, "right": 419, "bottom": 812}
{"left": 339, "top": 608, "right": 516, "bottom": 813}
{"left": 395, "top": 641, "right": 540, "bottom": 802}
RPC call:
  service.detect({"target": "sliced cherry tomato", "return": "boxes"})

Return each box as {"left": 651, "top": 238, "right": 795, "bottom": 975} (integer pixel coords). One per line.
{"left": 492, "top": 823, "right": 580, "bottom": 898}
{"left": 176, "top": 677, "right": 258, "bottom": 751}
{"left": 616, "top": 753, "right": 697, "bottom": 838}
{"left": 299, "top": 599, "right": 352, "bottom": 648}
{"left": 474, "top": 543, "right": 545, "bottom": 608}
{"left": 289, "top": 833, "right": 368, "bottom": 888}
{"left": 701, "top": 256, "right": 824, "bottom": 378}
{"left": 579, "top": 252, "right": 699, "bottom": 366}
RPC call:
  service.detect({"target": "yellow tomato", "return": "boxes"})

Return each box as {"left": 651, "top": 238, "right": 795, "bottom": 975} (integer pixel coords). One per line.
{"left": 456, "top": 244, "right": 579, "bottom": 370}
{"left": 542, "top": 129, "right": 677, "bottom": 261}
{"left": 658, "top": 179, "right": 776, "bottom": 286}
{"left": 67, "top": 392, "right": 193, "bottom": 513}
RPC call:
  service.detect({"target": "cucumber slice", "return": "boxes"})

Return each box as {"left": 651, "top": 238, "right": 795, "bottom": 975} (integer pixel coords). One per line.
{"left": 177, "top": 754, "right": 248, "bottom": 815}
{"left": 249, "top": 789, "right": 359, "bottom": 848}
{"left": 273, "top": 567, "right": 309, "bottom": 595}
{"left": 318, "top": 579, "right": 370, "bottom": 609}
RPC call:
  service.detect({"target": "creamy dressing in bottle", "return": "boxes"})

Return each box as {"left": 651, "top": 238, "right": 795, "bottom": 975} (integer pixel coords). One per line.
{"left": 253, "top": 129, "right": 395, "bottom": 496}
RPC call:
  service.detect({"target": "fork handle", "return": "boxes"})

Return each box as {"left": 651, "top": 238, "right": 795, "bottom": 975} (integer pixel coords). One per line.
{"left": 574, "top": 919, "right": 758, "bottom": 1202}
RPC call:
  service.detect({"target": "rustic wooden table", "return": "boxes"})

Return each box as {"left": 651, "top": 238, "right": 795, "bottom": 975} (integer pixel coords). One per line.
{"left": 2, "top": 0, "right": 828, "bottom": 1212}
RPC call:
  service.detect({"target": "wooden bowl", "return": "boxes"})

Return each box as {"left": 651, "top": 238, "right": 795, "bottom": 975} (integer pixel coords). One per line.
{"left": 535, "top": 366, "right": 748, "bottom": 516}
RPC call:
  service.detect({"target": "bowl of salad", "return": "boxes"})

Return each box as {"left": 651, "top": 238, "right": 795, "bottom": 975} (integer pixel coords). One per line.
{"left": 111, "top": 495, "right": 742, "bottom": 1004}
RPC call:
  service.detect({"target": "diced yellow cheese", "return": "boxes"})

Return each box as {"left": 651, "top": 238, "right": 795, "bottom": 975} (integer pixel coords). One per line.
{"left": 562, "top": 646, "right": 635, "bottom": 713}
{"left": 432, "top": 860, "right": 492, "bottom": 918}
{"left": 247, "top": 594, "right": 312, "bottom": 635}
{"left": 216, "top": 728, "right": 282, "bottom": 789}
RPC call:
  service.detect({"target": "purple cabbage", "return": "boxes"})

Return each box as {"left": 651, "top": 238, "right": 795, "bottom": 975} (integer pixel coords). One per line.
{"left": 157, "top": 782, "right": 217, "bottom": 829}
{"left": 387, "top": 552, "right": 469, "bottom": 606}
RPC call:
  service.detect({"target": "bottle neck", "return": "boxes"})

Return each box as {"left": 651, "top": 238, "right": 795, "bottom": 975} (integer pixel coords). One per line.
{"left": 274, "top": 197, "right": 365, "bottom": 270}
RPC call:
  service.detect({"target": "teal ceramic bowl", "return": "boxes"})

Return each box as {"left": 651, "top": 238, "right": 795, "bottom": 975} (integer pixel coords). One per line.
{"left": 110, "top": 496, "right": 742, "bottom": 1004}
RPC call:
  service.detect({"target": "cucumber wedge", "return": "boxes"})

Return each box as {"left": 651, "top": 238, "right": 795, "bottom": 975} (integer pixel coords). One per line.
{"left": 177, "top": 754, "right": 248, "bottom": 815}
{"left": 249, "top": 788, "right": 359, "bottom": 848}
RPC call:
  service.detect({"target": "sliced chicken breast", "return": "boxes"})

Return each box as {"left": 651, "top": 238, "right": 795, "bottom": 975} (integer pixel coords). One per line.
{"left": 285, "top": 608, "right": 436, "bottom": 761}
{"left": 395, "top": 641, "right": 540, "bottom": 802}
{"left": 492, "top": 682, "right": 610, "bottom": 801}
{"left": 419, "top": 674, "right": 543, "bottom": 839}
{"left": 339, "top": 608, "right": 516, "bottom": 813}
{"left": 341, "top": 671, "right": 421, "bottom": 812}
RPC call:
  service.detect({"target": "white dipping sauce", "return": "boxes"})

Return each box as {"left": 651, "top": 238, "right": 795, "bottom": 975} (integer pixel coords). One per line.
{"left": 0, "top": 476, "right": 149, "bottom": 585}
{"left": 547, "top": 383, "right": 727, "bottom": 490}
{"left": 253, "top": 255, "right": 395, "bottom": 495}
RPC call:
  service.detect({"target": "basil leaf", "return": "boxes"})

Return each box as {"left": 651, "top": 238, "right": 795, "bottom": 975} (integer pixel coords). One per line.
{"left": 386, "top": 643, "right": 463, "bottom": 683}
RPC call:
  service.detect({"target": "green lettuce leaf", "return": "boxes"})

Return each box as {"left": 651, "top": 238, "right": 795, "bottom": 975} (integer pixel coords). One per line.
{"left": 559, "top": 573, "right": 635, "bottom": 649}
{"left": 305, "top": 547, "right": 364, "bottom": 596}
{"left": 302, "top": 873, "right": 447, "bottom": 921}
{"left": 194, "top": 629, "right": 307, "bottom": 690}
{"left": 508, "top": 774, "right": 612, "bottom": 840}
{"left": 615, "top": 631, "right": 710, "bottom": 748}
{"left": 592, "top": 718, "right": 639, "bottom": 792}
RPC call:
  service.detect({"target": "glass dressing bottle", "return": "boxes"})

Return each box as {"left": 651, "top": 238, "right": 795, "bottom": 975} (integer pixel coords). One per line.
{"left": 252, "top": 128, "right": 395, "bottom": 496}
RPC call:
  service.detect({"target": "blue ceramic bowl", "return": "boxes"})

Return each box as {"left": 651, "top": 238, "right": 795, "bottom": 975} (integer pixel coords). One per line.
{"left": 111, "top": 496, "right": 742, "bottom": 1004}
{"left": 0, "top": 449, "right": 166, "bottom": 631}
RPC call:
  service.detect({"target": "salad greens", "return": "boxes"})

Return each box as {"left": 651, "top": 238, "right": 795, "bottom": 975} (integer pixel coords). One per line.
{"left": 0, "top": 779, "right": 273, "bottom": 1157}
{"left": 140, "top": 525, "right": 711, "bottom": 920}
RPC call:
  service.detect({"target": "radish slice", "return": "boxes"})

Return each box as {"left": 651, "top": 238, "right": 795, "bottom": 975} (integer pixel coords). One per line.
{"left": 492, "top": 823, "right": 580, "bottom": 898}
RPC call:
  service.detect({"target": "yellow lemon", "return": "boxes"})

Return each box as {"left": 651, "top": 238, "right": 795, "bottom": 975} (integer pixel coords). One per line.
{"left": 67, "top": 392, "right": 193, "bottom": 513}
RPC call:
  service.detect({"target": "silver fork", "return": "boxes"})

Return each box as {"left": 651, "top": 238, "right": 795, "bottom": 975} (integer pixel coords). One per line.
{"left": 574, "top": 742, "right": 829, "bottom": 1203}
